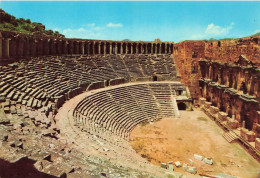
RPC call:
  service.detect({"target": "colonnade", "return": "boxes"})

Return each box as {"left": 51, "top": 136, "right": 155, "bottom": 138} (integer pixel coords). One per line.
{"left": 0, "top": 32, "right": 174, "bottom": 59}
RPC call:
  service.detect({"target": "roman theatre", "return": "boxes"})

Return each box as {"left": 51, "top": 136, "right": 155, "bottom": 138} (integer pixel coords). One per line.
{"left": 0, "top": 31, "right": 259, "bottom": 177}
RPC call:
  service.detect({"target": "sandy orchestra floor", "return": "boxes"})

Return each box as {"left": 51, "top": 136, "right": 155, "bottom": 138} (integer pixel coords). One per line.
{"left": 130, "top": 109, "right": 260, "bottom": 178}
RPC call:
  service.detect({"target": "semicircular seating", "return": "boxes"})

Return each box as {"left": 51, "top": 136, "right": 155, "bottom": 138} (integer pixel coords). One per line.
{"left": 73, "top": 82, "right": 187, "bottom": 139}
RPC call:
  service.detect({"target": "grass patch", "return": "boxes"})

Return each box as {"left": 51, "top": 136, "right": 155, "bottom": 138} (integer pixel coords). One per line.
{"left": 197, "top": 117, "right": 207, "bottom": 122}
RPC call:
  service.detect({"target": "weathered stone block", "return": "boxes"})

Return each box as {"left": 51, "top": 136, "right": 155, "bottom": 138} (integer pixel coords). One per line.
{"left": 168, "top": 164, "right": 174, "bottom": 171}
{"left": 183, "top": 163, "right": 188, "bottom": 171}
{"left": 204, "top": 102, "right": 211, "bottom": 109}
{"left": 227, "top": 117, "right": 239, "bottom": 129}
{"left": 204, "top": 158, "right": 213, "bottom": 165}
{"left": 194, "top": 154, "right": 203, "bottom": 161}
{"left": 255, "top": 138, "right": 260, "bottom": 151}
{"left": 241, "top": 128, "right": 256, "bottom": 142}
{"left": 161, "top": 163, "right": 167, "bottom": 169}
{"left": 189, "top": 159, "right": 193, "bottom": 166}
{"left": 218, "top": 112, "right": 228, "bottom": 121}
{"left": 174, "top": 161, "right": 181, "bottom": 167}
{"left": 199, "top": 97, "right": 206, "bottom": 106}
{"left": 187, "top": 166, "right": 197, "bottom": 174}
{"left": 209, "top": 106, "right": 219, "bottom": 115}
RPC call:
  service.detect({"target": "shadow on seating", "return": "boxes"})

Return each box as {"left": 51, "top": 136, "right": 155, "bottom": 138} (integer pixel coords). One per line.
{"left": 0, "top": 157, "right": 58, "bottom": 178}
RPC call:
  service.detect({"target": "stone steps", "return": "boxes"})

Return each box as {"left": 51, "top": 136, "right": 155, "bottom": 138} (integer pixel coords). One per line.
{"left": 223, "top": 131, "right": 238, "bottom": 143}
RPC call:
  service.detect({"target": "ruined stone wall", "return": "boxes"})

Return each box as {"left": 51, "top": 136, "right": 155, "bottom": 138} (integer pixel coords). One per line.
{"left": 173, "top": 36, "right": 260, "bottom": 101}
{"left": 204, "top": 37, "right": 260, "bottom": 64}
{"left": 173, "top": 41, "right": 205, "bottom": 101}
{"left": 199, "top": 59, "right": 259, "bottom": 131}
{"left": 0, "top": 31, "right": 174, "bottom": 61}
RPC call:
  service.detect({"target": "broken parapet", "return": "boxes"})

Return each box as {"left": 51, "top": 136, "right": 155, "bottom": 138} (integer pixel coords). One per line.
{"left": 174, "top": 161, "right": 181, "bottom": 167}
{"left": 183, "top": 163, "right": 188, "bottom": 171}
{"left": 194, "top": 154, "right": 203, "bottom": 161}
{"left": 204, "top": 157, "right": 213, "bottom": 165}
{"left": 161, "top": 163, "right": 167, "bottom": 169}
{"left": 168, "top": 164, "right": 174, "bottom": 171}
{"left": 187, "top": 166, "right": 197, "bottom": 174}
{"left": 189, "top": 159, "right": 193, "bottom": 166}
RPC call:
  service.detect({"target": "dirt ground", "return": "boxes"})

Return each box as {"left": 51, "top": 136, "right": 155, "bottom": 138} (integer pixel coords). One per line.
{"left": 129, "top": 109, "right": 260, "bottom": 178}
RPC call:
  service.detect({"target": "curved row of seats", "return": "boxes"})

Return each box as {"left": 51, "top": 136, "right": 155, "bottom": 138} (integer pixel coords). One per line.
{"left": 73, "top": 83, "right": 186, "bottom": 139}
{"left": 0, "top": 54, "right": 177, "bottom": 136}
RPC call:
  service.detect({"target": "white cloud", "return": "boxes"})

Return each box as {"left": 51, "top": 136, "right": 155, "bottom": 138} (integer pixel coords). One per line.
{"left": 107, "top": 22, "right": 123, "bottom": 28}
{"left": 254, "top": 29, "right": 260, "bottom": 33}
{"left": 62, "top": 28, "right": 101, "bottom": 39}
{"left": 60, "top": 22, "right": 123, "bottom": 39}
{"left": 191, "top": 22, "right": 234, "bottom": 40}
{"left": 205, "top": 22, "right": 234, "bottom": 36}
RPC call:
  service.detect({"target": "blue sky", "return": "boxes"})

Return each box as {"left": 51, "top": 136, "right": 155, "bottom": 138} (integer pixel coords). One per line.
{"left": 1, "top": 1, "right": 260, "bottom": 42}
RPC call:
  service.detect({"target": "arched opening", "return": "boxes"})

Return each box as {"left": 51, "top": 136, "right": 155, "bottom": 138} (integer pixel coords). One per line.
{"left": 89, "top": 42, "right": 93, "bottom": 55}
{"left": 117, "top": 43, "right": 121, "bottom": 54}
{"left": 177, "top": 102, "right": 186, "bottom": 110}
{"left": 147, "top": 43, "right": 151, "bottom": 54}
{"left": 157, "top": 44, "right": 160, "bottom": 53}
{"left": 100, "top": 42, "right": 104, "bottom": 54}
{"left": 94, "top": 42, "right": 99, "bottom": 54}
{"left": 161, "top": 43, "right": 165, "bottom": 54}
{"left": 105, "top": 43, "right": 110, "bottom": 54}
{"left": 74, "top": 41, "right": 79, "bottom": 54}
{"left": 138, "top": 44, "right": 142, "bottom": 54}
{"left": 127, "top": 43, "right": 131, "bottom": 54}
{"left": 123, "top": 43, "right": 126, "bottom": 54}
{"left": 133, "top": 43, "right": 137, "bottom": 54}
{"left": 240, "top": 82, "right": 248, "bottom": 94}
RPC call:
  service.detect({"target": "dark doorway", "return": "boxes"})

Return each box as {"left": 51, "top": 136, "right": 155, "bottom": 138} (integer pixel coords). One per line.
{"left": 177, "top": 102, "right": 186, "bottom": 110}
{"left": 153, "top": 76, "right": 157, "bottom": 81}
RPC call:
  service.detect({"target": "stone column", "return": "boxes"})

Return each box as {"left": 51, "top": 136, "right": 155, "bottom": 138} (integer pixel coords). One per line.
{"left": 9, "top": 38, "right": 16, "bottom": 57}
{"left": 56, "top": 40, "right": 62, "bottom": 55}
{"left": 62, "top": 40, "right": 68, "bottom": 55}
{"left": 155, "top": 44, "right": 157, "bottom": 54}
{"left": 24, "top": 38, "right": 30, "bottom": 56}
{"left": 115, "top": 43, "right": 118, "bottom": 54}
{"left": 98, "top": 42, "right": 102, "bottom": 54}
{"left": 92, "top": 42, "right": 95, "bottom": 55}
{"left": 86, "top": 41, "right": 90, "bottom": 55}
{"left": 121, "top": 43, "right": 123, "bottom": 54}
{"left": 159, "top": 43, "right": 162, "bottom": 54}
{"left": 104, "top": 42, "right": 107, "bottom": 55}
{"left": 126, "top": 43, "right": 129, "bottom": 54}
{"left": 2, "top": 38, "right": 10, "bottom": 58}
{"left": 79, "top": 41, "right": 85, "bottom": 55}
{"left": 16, "top": 38, "right": 24, "bottom": 57}
{"left": 30, "top": 39, "right": 37, "bottom": 56}
{"left": 109, "top": 43, "right": 112, "bottom": 54}
{"left": 76, "top": 41, "right": 80, "bottom": 54}
{"left": 151, "top": 44, "right": 154, "bottom": 54}
{"left": 37, "top": 39, "right": 43, "bottom": 56}
{"left": 0, "top": 32, "right": 2, "bottom": 59}
{"left": 141, "top": 44, "right": 144, "bottom": 54}
{"left": 131, "top": 43, "right": 133, "bottom": 54}
{"left": 170, "top": 44, "right": 173, "bottom": 54}
{"left": 42, "top": 39, "right": 48, "bottom": 55}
